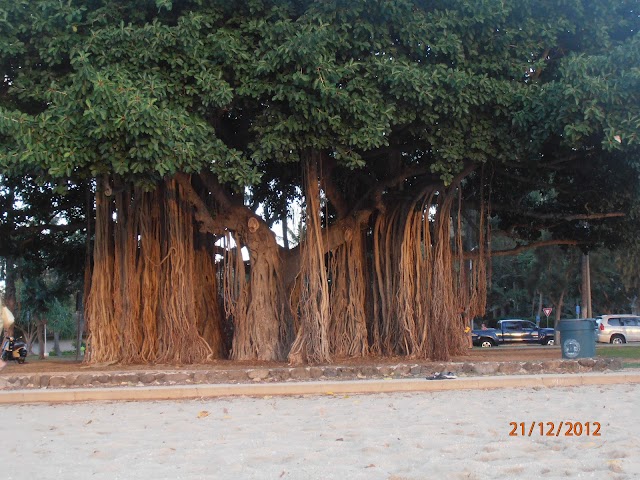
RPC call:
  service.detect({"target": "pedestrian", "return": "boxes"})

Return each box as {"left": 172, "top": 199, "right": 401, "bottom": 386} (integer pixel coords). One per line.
{"left": 1, "top": 303, "right": 16, "bottom": 371}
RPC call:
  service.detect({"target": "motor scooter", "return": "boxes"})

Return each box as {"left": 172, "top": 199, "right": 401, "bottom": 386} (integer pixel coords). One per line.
{"left": 1, "top": 336, "right": 27, "bottom": 364}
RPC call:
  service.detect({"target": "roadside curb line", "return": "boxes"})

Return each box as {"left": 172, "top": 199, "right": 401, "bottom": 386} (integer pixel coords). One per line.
{"left": 1, "top": 371, "right": 639, "bottom": 404}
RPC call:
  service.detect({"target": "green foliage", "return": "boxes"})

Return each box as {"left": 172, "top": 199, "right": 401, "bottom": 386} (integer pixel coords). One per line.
{"left": 12, "top": 250, "right": 80, "bottom": 337}
{"left": 44, "top": 297, "right": 76, "bottom": 337}
{"left": 0, "top": 0, "right": 639, "bottom": 316}
{"left": 2, "top": 0, "right": 636, "bottom": 192}
{"left": 0, "top": 0, "right": 258, "bottom": 188}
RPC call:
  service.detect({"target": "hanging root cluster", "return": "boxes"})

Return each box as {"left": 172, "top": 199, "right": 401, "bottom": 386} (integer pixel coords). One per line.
{"left": 85, "top": 178, "right": 221, "bottom": 364}
{"left": 85, "top": 178, "right": 118, "bottom": 363}
{"left": 86, "top": 171, "right": 489, "bottom": 365}
{"left": 288, "top": 155, "right": 332, "bottom": 364}
{"left": 328, "top": 228, "right": 369, "bottom": 357}
{"left": 370, "top": 186, "right": 489, "bottom": 361}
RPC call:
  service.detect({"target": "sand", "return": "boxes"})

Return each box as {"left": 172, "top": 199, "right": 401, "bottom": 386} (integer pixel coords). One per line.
{"left": 2, "top": 383, "right": 639, "bottom": 480}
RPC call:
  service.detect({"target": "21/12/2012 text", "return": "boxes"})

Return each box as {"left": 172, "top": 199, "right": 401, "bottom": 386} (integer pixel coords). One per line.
{"left": 509, "top": 421, "right": 601, "bottom": 437}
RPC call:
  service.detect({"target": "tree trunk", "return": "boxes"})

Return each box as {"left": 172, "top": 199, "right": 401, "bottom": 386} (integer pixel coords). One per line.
{"left": 36, "top": 318, "right": 45, "bottom": 360}
{"left": 281, "top": 206, "right": 289, "bottom": 250}
{"left": 176, "top": 173, "right": 288, "bottom": 362}
{"left": 194, "top": 245, "right": 225, "bottom": 358}
{"left": 554, "top": 289, "right": 565, "bottom": 330}
{"left": 328, "top": 229, "right": 369, "bottom": 357}
{"left": 370, "top": 179, "right": 488, "bottom": 361}
{"left": 85, "top": 177, "right": 117, "bottom": 363}
{"left": 288, "top": 152, "right": 331, "bottom": 364}
{"left": 3, "top": 257, "right": 17, "bottom": 314}
{"left": 537, "top": 291, "right": 543, "bottom": 324}
{"left": 581, "top": 253, "right": 592, "bottom": 319}
{"left": 53, "top": 330, "right": 61, "bottom": 356}
{"left": 75, "top": 310, "right": 85, "bottom": 360}
{"left": 3, "top": 185, "right": 17, "bottom": 314}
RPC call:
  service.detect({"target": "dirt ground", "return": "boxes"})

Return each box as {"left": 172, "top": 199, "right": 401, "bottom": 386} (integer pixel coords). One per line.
{"left": 1, "top": 345, "right": 562, "bottom": 375}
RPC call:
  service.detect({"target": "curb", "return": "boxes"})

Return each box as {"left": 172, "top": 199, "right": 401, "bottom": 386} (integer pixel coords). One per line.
{"left": 2, "top": 371, "right": 639, "bottom": 404}
{"left": 0, "top": 357, "right": 623, "bottom": 390}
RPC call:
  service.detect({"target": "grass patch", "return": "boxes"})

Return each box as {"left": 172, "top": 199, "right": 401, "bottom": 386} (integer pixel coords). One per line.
{"left": 597, "top": 345, "right": 640, "bottom": 359}
{"left": 597, "top": 345, "right": 640, "bottom": 368}
{"left": 48, "top": 350, "right": 82, "bottom": 357}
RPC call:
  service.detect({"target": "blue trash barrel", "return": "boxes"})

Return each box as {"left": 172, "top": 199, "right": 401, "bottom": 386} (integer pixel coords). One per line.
{"left": 557, "top": 318, "right": 596, "bottom": 359}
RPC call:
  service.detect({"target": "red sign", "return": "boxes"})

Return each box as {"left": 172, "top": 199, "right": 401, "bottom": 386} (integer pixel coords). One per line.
{"left": 543, "top": 307, "right": 552, "bottom": 317}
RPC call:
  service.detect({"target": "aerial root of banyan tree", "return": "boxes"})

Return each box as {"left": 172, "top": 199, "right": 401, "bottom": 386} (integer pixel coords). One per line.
{"left": 85, "top": 177, "right": 221, "bottom": 364}
{"left": 370, "top": 186, "right": 488, "bottom": 361}
{"left": 288, "top": 155, "right": 332, "bottom": 364}
{"left": 84, "top": 177, "right": 118, "bottom": 363}
{"left": 221, "top": 222, "right": 288, "bottom": 362}
{"left": 328, "top": 228, "right": 369, "bottom": 357}
{"left": 85, "top": 172, "right": 489, "bottom": 364}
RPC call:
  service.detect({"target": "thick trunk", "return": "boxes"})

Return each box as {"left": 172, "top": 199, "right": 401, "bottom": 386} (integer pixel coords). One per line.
{"left": 75, "top": 310, "right": 85, "bottom": 360}
{"left": 281, "top": 206, "right": 290, "bottom": 250}
{"left": 138, "top": 188, "right": 162, "bottom": 362}
{"left": 234, "top": 241, "right": 286, "bottom": 360}
{"left": 177, "top": 173, "right": 287, "bottom": 361}
{"left": 113, "top": 185, "right": 143, "bottom": 363}
{"left": 85, "top": 178, "right": 217, "bottom": 365}
{"left": 194, "top": 246, "right": 225, "bottom": 358}
{"left": 3, "top": 186, "right": 17, "bottom": 313}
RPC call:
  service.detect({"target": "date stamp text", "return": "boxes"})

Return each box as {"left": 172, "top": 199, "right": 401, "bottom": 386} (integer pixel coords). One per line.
{"left": 509, "top": 421, "right": 601, "bottom": 437}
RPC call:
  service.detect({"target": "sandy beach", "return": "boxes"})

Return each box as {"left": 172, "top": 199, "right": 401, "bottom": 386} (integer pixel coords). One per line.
{"left": 2, "top": 383, "right": 639, "bottom": 480}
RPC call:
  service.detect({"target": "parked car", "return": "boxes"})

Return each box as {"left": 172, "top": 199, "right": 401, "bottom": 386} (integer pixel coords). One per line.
{"left": 596, "top": 314, "right": 640, "bottom": 344}
{"left": 472, "top": 319, "right": 555, "bottom": 347}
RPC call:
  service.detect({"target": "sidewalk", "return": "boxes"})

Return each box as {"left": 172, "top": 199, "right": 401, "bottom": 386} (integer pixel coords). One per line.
{"left": 2, "top": 369, "right": 639, "bottom": 404}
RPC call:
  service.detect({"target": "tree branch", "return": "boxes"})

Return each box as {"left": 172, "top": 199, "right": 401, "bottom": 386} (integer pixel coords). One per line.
{"left": 464, "top": 239, "right": 582, "bottom": 259}
{"left": 176, "top": 173, "right": 282, "bottom": 253}
{"left": 491, "top": 208, "right": 625, "bottom": 222}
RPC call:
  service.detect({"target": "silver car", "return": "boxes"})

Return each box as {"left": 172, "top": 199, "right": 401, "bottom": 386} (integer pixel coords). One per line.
{"left": 596, "top": 314, "right": 640, "bottom": 344}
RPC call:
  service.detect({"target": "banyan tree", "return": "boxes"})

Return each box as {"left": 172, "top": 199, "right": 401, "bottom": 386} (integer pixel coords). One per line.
{"left": 1, "top": 1, "right": 638, "bottom": 364}
{"left": 83, "top": 155, "right": 489, "bottom": 364}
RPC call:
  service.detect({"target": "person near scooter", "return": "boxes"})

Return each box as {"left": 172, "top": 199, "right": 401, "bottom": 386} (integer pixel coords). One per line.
{"left": 1, "top": 303, "right": 16, "bottom": 371}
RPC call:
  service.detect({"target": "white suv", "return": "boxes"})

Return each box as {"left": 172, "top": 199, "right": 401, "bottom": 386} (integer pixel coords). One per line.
{"left": 596, "top": 314, "right": 640, "bottom": 344}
